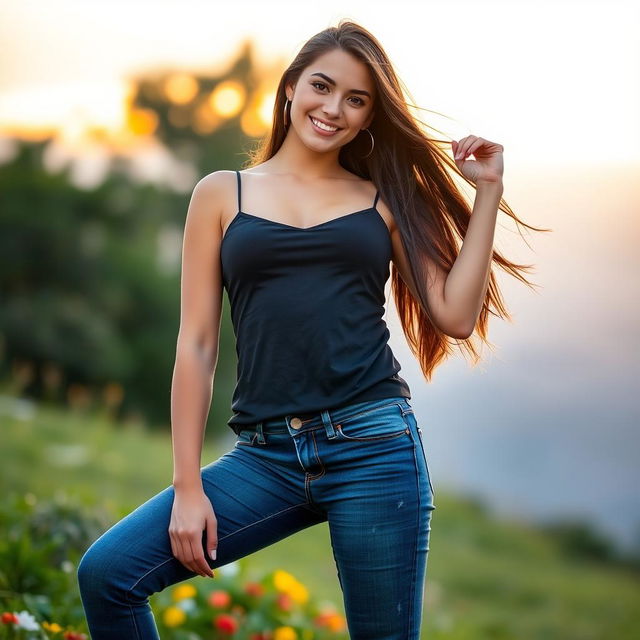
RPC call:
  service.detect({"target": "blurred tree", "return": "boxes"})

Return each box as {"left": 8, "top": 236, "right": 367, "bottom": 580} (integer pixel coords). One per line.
{"left": 0, "top": 43, "right": 266, "bottom": 434}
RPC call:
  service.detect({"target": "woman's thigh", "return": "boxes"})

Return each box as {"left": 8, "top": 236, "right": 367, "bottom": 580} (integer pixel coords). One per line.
{"left": 78, "top": 443, "right": 327, "bottom": 608}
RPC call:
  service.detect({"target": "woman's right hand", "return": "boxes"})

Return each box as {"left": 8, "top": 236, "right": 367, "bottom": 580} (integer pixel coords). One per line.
{"left": 169, "top": 487, "right": 218, "bottom": 578}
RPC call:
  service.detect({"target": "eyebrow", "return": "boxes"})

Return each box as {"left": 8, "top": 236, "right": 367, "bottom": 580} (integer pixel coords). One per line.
{"left": 309, "top": 72, "right": 372, "bottom": 98}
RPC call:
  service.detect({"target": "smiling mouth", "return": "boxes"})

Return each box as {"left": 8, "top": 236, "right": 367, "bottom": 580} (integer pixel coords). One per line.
{"left": 309, "top": 116, "right": 343, "bottom": 132}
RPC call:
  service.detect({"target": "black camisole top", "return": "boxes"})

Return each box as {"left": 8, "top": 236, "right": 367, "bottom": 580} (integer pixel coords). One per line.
{"left": 220, "top": 170, "right": 411, "bottom": 434}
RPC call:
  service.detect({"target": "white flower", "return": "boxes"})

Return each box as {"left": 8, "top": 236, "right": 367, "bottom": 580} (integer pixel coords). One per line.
{"left": 177, "top": 598, "right": 197, "bottom": 612}
{"left": 15, "top": 610, "right": 40, "bottom": 630}
{"left": 218, "top": 561, "right": 239, "bottom": 576}
{"left": 61, "top": 560, "right": 75, "bottom": 573}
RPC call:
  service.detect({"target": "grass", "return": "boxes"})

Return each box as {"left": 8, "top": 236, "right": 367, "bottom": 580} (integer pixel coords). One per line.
{"left": 3, "top": 396, "right": 639, "bottom": 638}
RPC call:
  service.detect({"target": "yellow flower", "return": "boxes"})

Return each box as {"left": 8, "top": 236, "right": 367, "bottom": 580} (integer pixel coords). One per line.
{"left": 42, "top": 621, "right": 63, "bottom": 632}
{"left": 288, "top": 581, "right": 309, "bottom": 604}
{"left": 274, "top": 626, "right": 298, "bottom": 640}
{"left": 273, "top": 569, "right": 297, "bottom": 592}
{"left": 172, "top": 584, "right": 197, "bottom": 601}
{"left": 163, "top": 606, "right": 186, "bottom": 627}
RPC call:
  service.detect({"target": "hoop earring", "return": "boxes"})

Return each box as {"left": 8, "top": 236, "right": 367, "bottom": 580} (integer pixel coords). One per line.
{"left": 361, "top": 128, "right": 374, "bottom": 158}
{"left": 283, "top": 98, "right": 290, "bottom": 127}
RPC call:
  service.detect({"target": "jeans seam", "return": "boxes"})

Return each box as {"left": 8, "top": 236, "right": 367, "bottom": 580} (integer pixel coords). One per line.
{"left": 128, "top": 602, "right": 142, "bottom": 639}
{"left": 125, "top": 504, "right": 310, "bottom": 604}
{"left": 408, "top": 427, "right": 421, "bottom": 638}
{"left": 217, "top": 502, "right": 311, "bottom": 543}
{"left": 126, "top": 556, "right": 175, "bottom": 604}
{"left": 413, "top": 423, "right": 435, "bottom": 498}
{"left": 306, "top": 430, "right": 326, "bottom": 480}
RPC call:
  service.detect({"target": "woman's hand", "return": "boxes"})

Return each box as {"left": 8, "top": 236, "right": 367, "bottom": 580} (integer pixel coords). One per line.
{"left": 169, "top": 487, "right": 218, "bottom": 578}
{"left": 451, "top": 136, "right": 504, "bottom": 185}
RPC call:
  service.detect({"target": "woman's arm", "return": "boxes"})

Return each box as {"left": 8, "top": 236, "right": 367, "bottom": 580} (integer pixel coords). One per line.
{"left": 390, "top": 131, "right": 504, "bottom": 339}
{"left": 389, "top": 179, "right": 503, "bottom": 339}
{"left": 441, "top": 179, "right": 503, "bottom": 338}
{"left": 171, "top": 172, "right": 226, "bottom": 492}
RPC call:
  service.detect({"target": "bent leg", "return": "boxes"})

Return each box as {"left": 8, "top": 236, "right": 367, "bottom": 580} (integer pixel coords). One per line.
{"left": 77, "top": 447, "right": 326, "bottom": 639}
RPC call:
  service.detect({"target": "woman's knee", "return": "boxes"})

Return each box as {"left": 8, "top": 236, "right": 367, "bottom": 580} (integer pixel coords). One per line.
{"left": 77, "top": 536, "right": 123, "bottom": 601}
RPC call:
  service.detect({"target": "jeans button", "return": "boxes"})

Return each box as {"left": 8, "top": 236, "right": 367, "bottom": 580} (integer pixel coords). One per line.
{"left": 290, "top": 417, "right": 302, "bottom": 429}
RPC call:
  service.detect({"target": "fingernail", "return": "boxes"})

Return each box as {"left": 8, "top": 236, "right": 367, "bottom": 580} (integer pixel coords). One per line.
{"left": 210, "top": 549, "right": 217, "bottom": 560}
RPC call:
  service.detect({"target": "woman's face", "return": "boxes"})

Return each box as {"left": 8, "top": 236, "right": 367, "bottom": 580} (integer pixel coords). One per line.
{"left": 285, "top": 48, "right": 376, "bottom": 152}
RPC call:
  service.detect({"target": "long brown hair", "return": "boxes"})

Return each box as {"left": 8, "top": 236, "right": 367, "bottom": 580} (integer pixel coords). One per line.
{"left": 244, "top": 19, "right": 550, "bottom": 382}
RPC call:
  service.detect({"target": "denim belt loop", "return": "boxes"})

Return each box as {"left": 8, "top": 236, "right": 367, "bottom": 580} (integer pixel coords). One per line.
{"left": 398, "top": 400, "right": 412, "bottom": 417}
{"left": 255, "top": 421, "right": 266, "bottom": 444}
{"left": 321, "top": 409, "right": 338, "bottom": 440}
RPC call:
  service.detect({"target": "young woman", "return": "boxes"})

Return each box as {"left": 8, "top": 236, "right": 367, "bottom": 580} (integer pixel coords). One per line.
{"left": 77, "top": 19, "right": 541, "bottom": 640}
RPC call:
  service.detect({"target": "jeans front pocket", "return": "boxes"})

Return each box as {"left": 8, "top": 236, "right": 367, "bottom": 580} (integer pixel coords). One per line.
{"left": 334, "top": 402, "right": 411, "bottom": 441}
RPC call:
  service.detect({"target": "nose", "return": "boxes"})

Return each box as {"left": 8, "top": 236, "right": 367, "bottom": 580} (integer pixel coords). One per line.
{"left": 321, "top": 99, "right": 341, "bottom": 119}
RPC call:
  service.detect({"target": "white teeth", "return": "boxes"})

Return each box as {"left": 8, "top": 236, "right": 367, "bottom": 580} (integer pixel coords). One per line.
{"left": 311, "top": 117, "right": 338, "bottom": 132}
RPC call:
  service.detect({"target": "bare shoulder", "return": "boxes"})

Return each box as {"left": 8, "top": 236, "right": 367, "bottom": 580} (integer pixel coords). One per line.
{"left": 372, "top": 190, "right": 398, "bottom": 236}
{"left": 194, "top": 169, "right": 237, "bottom": 200}
{"left": 190, "top": 170, "right": 239, "bottom": 235}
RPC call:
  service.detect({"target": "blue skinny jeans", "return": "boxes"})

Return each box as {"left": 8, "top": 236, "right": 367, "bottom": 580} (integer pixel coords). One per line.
{"left": 77, "top": 396, "right": 436, "bottom": 639}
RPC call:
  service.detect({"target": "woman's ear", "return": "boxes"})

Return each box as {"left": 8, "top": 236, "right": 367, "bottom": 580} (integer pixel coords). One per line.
{"left": 285, "top": 81, "right": 297, "bottom": 102}
{"left": 364, "top": 111, "right": 375, "bottom": 130}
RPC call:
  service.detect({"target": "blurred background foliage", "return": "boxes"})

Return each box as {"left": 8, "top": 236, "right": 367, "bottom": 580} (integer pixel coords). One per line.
{"left": 0, "top": 45, "right": 266, "bottom": 430}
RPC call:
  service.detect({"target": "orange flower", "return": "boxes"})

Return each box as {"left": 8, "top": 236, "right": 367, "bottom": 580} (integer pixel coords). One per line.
{"left": 244, "top": 581, "right": 265, "bottom": 597}
{"left": 214, "top": 613, "right": 239, "bottom": 634}
{"left": 208, "top": 589, "right": 232, "bottom": 608}
{"left": 326, "top": 614, "right": 346, "bottom": 632}
{"left": 276, "top": 592, "right": 293, "bottom": 611}
{"left": 314, "top": 610, "right": 336, "bottom": 627}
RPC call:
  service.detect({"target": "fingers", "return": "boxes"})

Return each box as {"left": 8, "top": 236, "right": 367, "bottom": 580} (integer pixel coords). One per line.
{"left": 170, "top": 530, "right": 214, "bottom": 578}
{"left": 465, "top": 137, "right": 484, "bottom": 159}
{"left": 453, "top": 135, "right": 479, "bottom": 161}
{"left": 206, "top": 516, "right": 218, "bottom": 567}
{"left": 189, "top": 537, "right": 214, "bottom": 578}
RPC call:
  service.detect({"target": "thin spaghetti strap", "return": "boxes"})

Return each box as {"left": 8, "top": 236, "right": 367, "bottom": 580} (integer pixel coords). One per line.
{"left": 373, "top": 188, "right": 380, "bottom": 209}
{"left": 235, "top": 170, "right": 242, "bottom": 212}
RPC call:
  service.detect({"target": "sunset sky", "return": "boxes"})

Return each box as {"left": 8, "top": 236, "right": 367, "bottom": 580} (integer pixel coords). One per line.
{"left": 2, "top": 0, "right": 639, "bottom": 549}
{"left": 2, "top": 0, "right": 638, "bottom": 169}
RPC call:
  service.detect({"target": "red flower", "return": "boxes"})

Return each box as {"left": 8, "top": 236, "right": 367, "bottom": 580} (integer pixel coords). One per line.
{"left": 214, "top": 613, "right": 239, "bottom": 634}
{"left": 1, "top": 612, "right": 19, "bottom": 624}
{"left": 208, "top": 590, "right": 232, "bottom": 608}
{"left": 244, "top": 581, "right": 266, "bottom": 597}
